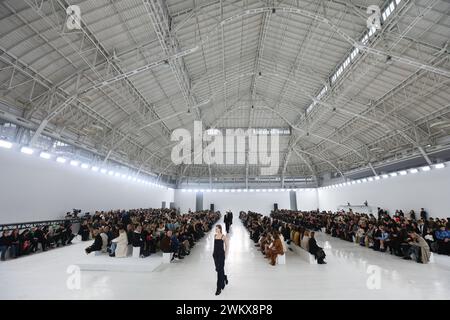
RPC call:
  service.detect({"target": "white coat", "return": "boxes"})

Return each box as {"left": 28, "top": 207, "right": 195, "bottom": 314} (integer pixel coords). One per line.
{"left": 112, "top": 232, "right": 128, "bottom": 258}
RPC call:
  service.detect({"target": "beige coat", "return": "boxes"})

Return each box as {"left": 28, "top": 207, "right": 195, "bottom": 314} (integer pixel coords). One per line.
{"left": 112, "top": 232, "right": 129, "bottom": 258}
{"left": 410, "top": 236, "right": 431, "bottom": 264}
{"left": 301, "top": 236, "right": 310, "bottom": 251}
{"left": 100, "top": 233, "right": 108, "bottom": 253}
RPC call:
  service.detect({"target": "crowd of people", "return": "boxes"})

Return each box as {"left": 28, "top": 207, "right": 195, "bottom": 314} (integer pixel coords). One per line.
{"left": 0, "top": 220, "right": 75, "bottom": 261}
{"left": 271, "top": 207, "right": 450, "bottom": 264}
{"left": 240, "top": 211, "right": 327, "bottom": 265}
{"left": 81, "top": 208, "right": 220, "bottom": 261}
{"left": 1, "top": 208, "right": 220, "bottom": 262}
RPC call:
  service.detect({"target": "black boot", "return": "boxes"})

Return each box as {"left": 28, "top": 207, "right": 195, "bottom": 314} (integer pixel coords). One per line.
{"left": 225, "top": 275, "right": 228, "bottom": 285}
{"left": 215, "top": 288, "right": 221, "bottom": 296}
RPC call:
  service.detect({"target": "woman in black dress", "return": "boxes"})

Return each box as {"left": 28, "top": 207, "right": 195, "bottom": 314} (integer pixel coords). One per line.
{"left": 213, "top": 224, "right": 228, "bottom": 295}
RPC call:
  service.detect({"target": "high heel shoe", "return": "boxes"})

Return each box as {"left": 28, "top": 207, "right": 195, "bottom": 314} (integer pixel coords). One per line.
{"left": 225, "top": 276, "right": 228, "bottom": 285}
{"left": 215, "top": 289, "right": 221, "bottom": 296}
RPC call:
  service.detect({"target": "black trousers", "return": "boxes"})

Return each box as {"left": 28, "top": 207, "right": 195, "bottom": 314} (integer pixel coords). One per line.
{"left": 214, "top": 255, "right": 226, "bottom": 290}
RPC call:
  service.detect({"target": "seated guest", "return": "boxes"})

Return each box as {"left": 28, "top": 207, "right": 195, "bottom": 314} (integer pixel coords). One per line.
{"left": 0, "top": 231, "right": 11, "bottom": 261}
{"left": 85, "top": 228, "right": 102, "bottom": 254}
{"left": 293, "top": 228, "right": 300, "bottom": 246}
{"left": 9, "top": 229, "right": 20, "bottom": 258}
{"left": 266, "top": 232, "right": 284, "bottom": 266}
{"left": 405, "top": 231, "right": 431, "bottom": 263}
{"left": 78, "top": 221, "right": 90, "bottom": 241}
{"left": 109, "top": 227, "right": 128, "bottom": 258}
{"left": 131, "top": 225, "right": 145, "bottom": 257}
{"left": 300, "top": 230, "right": 310, "bottom": 251}
{"left": 170, "top": 231, "right": 184, "bottom": 260}
{"left": 375, "top": 225, "right": 389, "bottom": 252}
{"left": 63, "top": 223, "right": 75, "bottom": 245}
{"left": 435, "top": 225, "right": 450, "bottom": 255}
{"left": 19, "top": 229, "right": 33, "bottom": 255}
{"left": 32, "top": 227, "right": 47, "bottom": 252}
{"left": 99, "top": 227, "right": 109, "bottom": 253}
{"left": 160, "top": 230, "right": 172, "bottom": 253}
{"left": 308, "top": 232, "right": 326, "bottom": 264}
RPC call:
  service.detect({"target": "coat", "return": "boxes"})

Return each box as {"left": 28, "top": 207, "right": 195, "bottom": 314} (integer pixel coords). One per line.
{"left": 301, "top": 236, "right": 310, "bottom": 251}
{"left": 100, "top": 233, "right": 108, "bottom": 253}
{"left": 293, "top": 231, "right": 300, "bottom": 246}
{"left": 410, "top": 236, "right": 431, "bottom": 264}
{"left": 112, "top": 232, "right": 128, "bottom": 258}
{"left": 279, "top": 234, "right": 287, "bottom": 253}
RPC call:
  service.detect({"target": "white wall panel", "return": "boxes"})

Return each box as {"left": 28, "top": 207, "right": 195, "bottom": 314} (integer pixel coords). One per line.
{"left": 318, "top": 166, "right": 450, "bottom": 218}
{"left": 203, "top": 191, "right": 290, "bottom": 216}
{"left": 174, "top": 190, "right": 197, "bottom": 214}
{"left": 0, "top": 149, "right": 174, "bottom": 223}
{"left": 296, "top": 189, "right": 319, "bottom": 211}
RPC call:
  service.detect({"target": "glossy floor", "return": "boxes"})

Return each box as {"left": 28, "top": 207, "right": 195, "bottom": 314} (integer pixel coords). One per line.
{"left": 0, "top": 218, "right": 449, "bottom": 300}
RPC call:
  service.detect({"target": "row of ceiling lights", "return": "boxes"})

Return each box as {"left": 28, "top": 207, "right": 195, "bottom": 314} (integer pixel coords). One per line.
{"left": 0, "top": 139, "right": 172, "bottom": 191}
{"left": 321, "top": 163, "right": 446, "bottom": 190}
{"left": 180, "top": 188, "right": 316, "bottom": 193}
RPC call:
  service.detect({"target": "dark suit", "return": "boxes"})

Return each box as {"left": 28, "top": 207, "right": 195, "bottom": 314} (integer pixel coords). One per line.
{"left": 85, "top": 234, "right": 102, "bottom": 254}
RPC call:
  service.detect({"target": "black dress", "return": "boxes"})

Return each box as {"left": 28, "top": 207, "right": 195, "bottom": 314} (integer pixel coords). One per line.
{"left": 213, "top": 236, "right": 227, "bottom": 290}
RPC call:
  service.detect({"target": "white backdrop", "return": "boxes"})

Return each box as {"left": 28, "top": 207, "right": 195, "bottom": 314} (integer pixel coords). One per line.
{"left": 0, "top": 149, "right": 174, "bottom": 224}
{"left": 296, "top": 189, "right": 319, "bottom": 211}
{"left": 202, "top": 191, "right": 290, "bottom": 215}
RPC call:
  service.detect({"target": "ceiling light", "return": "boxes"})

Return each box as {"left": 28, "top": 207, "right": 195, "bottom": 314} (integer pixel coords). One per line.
{"left": 115, "top": 172, "right": 120, "bottom": 177}
{"left": 410, "top": 168, "right": 418, "bottom": 174}
{"left": 56, "top": 157, "right": 66, "bottom": 164}
{"left": 108, "top": 171, "right": 114, "bottom": 175}
{"left": 70, "top": 160, "right": 79, "bottom": 167}
{"left": 368, "top": 177, "right": 373, "bottom": 182}
{"left": 92, "top": 166, "right": 99, "bottom": 172}
{"left": 434, "top": 163, "right": 445, "bottom": 169}
{"left": 20, "top": 147, "right": 34, "bottom": 155}
{"left": 390, "top": 172, "right": 398, "bottom": 177}
{"left": 375, "top": 176, "right": 380, "bottom": 180}
{"left": 121, "top": 174, "right": 127, "bottom": 178}
{"left": 39, "top": 152, "right": 51, "bottom": 160}
{"left": 399, "top": 170, "right": 407, "bottom": 176}
{"left": 100, "top": 168, "right": 107, "bottom": 174}
{"left": 421, "top": 166, "right": 431, "bottom": 172}
{"left": 0, "top": 140, "right": 13, "bottom": 149}
{"left": 382, "top": 174, "right": 389, "bottom": 179}
{"left": 81, "top": 163, "right": 89, "bottom": 169}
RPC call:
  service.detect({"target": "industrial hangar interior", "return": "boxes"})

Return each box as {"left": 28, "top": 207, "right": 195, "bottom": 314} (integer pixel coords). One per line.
{"left": 0, "top": 0, "right": 449, "bottom": 301}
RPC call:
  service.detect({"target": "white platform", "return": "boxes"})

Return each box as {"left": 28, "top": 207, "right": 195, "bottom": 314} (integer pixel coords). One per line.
{"left": 289, "top": 243, "right": 317, "bottom": 264}
{"left": 0, "top": 219, "right": 449, "bottom": 300}
{"left": 78, "top": 253, "right": 163, "bottom": 273}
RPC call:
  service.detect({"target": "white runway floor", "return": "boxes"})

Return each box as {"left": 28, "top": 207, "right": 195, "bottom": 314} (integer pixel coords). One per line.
{"left": 0, "top": 218, "right": 449, "bottom": 300}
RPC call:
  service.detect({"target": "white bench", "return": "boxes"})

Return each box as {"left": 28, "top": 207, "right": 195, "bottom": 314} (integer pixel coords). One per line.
{"left": 289, "top": 244, "right": 317, "bottom": 264}
{"left": 162, "top": 252, "right": 173, "bottom": 263}
{"left": 276, "top": 253, "right": 286, "bottom": 265}
{"left": 132, "top": 246, "right": 141, "bottom": 258}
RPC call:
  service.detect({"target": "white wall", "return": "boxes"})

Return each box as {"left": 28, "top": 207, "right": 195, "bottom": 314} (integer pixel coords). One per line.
{"left": 204, "top": 191, "right": 290, "bottom": 215}
{"left": 0, "top": 149, "right": 174, "bottom": 224}
{"left": 174, "top": 190, "right": 197, "bottom": 214}
{"left": 318, "top": 166, "right": 450, "bottom": 218}
{"left": 175, "top": 190, "right": 291, "bottom": 216}
{"left": 296, "top": 189, "right": 319, "bottom": 211}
